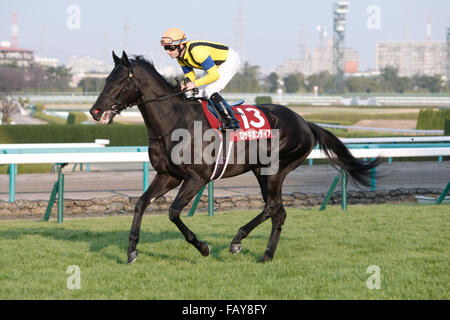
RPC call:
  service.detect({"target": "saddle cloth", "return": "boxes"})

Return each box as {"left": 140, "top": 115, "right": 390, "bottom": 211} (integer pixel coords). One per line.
{"left": 200, "top": 100, "right": 272, "bottom": 141}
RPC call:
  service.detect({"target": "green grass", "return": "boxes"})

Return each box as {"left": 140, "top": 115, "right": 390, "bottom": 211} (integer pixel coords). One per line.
{"left": 0, "top": 164, "right": 53, "bottom": 174}
{"left": 0, "top": 204, "right": 448, "bottom": 299}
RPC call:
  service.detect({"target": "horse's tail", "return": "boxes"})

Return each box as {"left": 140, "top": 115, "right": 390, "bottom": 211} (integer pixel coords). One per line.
{"left": 307, "top": 122, "right": 382, "bottom": 187}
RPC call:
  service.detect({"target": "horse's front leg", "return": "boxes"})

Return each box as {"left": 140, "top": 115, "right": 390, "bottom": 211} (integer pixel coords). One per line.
{"left": 169, "top": 177, "right": 210, "bottom": 257}
{"left": 128, "top": 173, "right": 181, "bottom": 264}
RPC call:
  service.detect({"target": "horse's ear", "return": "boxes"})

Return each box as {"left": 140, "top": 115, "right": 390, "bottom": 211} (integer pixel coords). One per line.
{"left": 112, "top": 51, "right": 121, "bottom": 65}
{"left": 121, "top": 51, "right": 131, "bottom": 68}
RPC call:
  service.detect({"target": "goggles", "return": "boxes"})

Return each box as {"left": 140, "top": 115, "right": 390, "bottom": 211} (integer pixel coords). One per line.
{"left": 160, "top": 36, "right": 185, "bottom": 46}
{"left": 163, "top": 45, "right": 178, "bottom": 51}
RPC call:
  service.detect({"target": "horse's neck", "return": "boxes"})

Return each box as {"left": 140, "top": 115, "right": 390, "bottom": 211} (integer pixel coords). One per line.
{"left": 135, "top": 71, "right": 183, "bottom": 137}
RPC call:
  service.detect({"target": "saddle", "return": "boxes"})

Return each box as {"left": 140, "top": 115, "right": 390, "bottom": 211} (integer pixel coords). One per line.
{"left": 200, "top": 99, "right": 272, "bottom": 141}
{"left": 200, "top": 99, "right": 273, "bottom": 180}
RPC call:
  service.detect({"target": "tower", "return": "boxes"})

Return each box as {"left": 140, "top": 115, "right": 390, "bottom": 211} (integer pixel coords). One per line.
{"left": 333, "top": 2, "right": 350, "bottom": 94}
{"left": 11, "top": 12, "right": 19, "bottom": 48}
{"left": 426, "top": 14, "right": 432, "bottom": 41}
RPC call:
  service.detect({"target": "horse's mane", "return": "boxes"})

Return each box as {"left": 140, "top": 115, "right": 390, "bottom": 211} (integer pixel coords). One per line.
{"left": 132, "top": 55, "right": 177, "bottom": 93}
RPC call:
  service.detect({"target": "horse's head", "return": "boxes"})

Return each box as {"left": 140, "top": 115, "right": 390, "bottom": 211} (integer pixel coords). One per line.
{"left": 90, "top": 51, "right": 142, "bottom": 124}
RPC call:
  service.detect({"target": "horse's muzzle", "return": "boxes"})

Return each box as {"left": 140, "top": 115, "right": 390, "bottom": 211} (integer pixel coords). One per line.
{"left": 90, "top": 106, "right": 103, "bottom": 121}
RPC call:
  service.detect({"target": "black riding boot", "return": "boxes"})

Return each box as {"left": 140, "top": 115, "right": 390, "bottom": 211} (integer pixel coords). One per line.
{"left": 210, "top": 93, "right": 240, "bottom": 130}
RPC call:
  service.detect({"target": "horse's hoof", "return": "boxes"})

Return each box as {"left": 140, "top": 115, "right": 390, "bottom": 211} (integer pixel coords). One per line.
{"left": 229, "top": 243, "right": 242, "bottom": 254}
{"left": 128, "top": 250, "right": 139, "bottom": 264}
{"left": 200, "top": 242, "right": 210, "bottom": 257}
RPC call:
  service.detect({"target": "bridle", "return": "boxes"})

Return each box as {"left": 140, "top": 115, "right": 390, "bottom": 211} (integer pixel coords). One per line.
{"left": 99, "top": 63, "right": 196, "bottom": 117}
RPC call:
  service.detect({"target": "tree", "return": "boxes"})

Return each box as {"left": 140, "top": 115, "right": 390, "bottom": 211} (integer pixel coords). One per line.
{"left": 305, "top": 71, "right": 335, "bottom": 94}
{"left": 346, "top": 76, "right": 382, "bottom": 93}
{"left": 412, "top": 74, "right": 443, "bottom": 93}
{"left": 0, "top": 67, "right": 22, "bottom": 124}
{"left": 379, "top": 66, "right": 412, "bottom": 93}
{"left": 267, "top": 72, "right": 279, "bottom": 93}
{"left": 283, "top": 74, "right": 300, "bottom": 93}
{"left": 223, "top": 62, "right": 261, "bottom": 93}
{"left": 78, "top": 77, "right": 106, "bottom": 92}
{"left": 0, "top": 64, "right": 72, "bottom": 93}
{"left": 0, "top": 93, "right": 17, "bottom": 124}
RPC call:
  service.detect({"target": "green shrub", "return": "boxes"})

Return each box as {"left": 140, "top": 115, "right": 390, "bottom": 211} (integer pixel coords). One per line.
{"left": 34, "top": 103, "right": 45, "bottom": 112}
{"left": 444, "top": 119, "right": 450, "bottom": 135}
{"left": 67, "top": 112, "right": 88, "bottom": 124}
{"left": 255, "top": 96, "right": 273, "bottom": 105}
{"left": 416, "top": 108, "right": 450, "bottom": 130}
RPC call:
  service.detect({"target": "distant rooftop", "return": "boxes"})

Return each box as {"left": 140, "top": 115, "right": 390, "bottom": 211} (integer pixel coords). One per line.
{"left": 0, "top": 46, "right": 33, "bottom": 52}
{"left": 0, "top": 41, "right": 33, "bottom": 53}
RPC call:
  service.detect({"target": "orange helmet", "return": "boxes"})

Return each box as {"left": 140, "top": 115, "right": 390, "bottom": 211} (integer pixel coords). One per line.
{"left": 160, "top": 27, "right": 188, "bottom": 46}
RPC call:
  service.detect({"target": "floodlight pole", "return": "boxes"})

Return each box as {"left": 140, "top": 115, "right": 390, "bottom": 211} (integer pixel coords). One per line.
{"left": 333, "top": 2, "right": 350, "bottom": 94}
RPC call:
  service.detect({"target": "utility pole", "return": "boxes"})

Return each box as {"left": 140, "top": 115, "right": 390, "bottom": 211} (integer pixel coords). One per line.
{"left": 235, "top": 4, "right": 245, "bottom": 64}
{"left": 123, "top": 22, "right": 129, "bottom": 52}
{"left": 446, "top": 23, "right": 450, "bottom": 87}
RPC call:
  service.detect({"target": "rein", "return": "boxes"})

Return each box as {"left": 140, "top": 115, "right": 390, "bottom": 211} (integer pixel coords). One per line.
{"left": 100, "top": 64, "right": 197, "bottom": 116}
{"left": 99, "top": 62, "right": 199, "bottom": 147}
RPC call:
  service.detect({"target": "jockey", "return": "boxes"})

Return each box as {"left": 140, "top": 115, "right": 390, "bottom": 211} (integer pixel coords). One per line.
{"left": 160, "top": 27, "right": 241, "bottom": 130}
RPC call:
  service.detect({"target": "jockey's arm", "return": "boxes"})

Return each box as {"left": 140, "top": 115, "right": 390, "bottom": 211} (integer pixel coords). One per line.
{"left": 178, "top": 61, "right": 196, "bottom": 84}
{"left": 178, "top": 47, "right": 221, "bottom": 88}
{"left": 194, "top": 56, "right": 220, "bottom": 87}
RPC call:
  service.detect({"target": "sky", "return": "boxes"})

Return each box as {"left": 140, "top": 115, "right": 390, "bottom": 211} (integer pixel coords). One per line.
{"left": 0, "top": 0, "right": 449, "bottom": 73}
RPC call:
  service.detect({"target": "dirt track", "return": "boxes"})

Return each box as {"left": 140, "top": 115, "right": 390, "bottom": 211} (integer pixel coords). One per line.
{"left": 352, "top": 120, "right": 417, "bottom": 129}
{"left": 1, "top": 161, "right": 448, "bottom": 202}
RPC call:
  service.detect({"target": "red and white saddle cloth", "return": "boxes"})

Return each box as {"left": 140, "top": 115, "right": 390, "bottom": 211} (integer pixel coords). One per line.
{"left": 200, "top": 100, "right": 273, "bottom": 180}
{"left": 201, "top": 100, "right": 272, "bottom": 141}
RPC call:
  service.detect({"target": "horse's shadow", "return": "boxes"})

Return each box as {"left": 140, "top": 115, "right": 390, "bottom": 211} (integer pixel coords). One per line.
{"left": 0, "top": 224, "right": 264, "bottom": 263}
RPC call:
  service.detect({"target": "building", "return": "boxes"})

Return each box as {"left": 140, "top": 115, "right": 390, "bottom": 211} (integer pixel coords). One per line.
{"left": 34, "top": 57, "right": 59, "bottom": 68}
{"left": 276, "top": 38, "right": 359, "bottom": 77}
{"left": 275, "top": 56, "right": 311, "bottom": 77}
{"left": 376, "top": 41, "right": 447, "bottom": 77}
{"left": 66, "top": 56, "right": 113, "bottom": 87}
{"left": 0, "top": 41, "right": 34, "bottom": 67}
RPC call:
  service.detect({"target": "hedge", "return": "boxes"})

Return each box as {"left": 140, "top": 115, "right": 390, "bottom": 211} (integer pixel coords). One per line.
{"left": 67, "top": 112, "right": 88, "bottom": 124}
{"left": 416, "top": 108, "right": 450, "bottom": 130}
{"left": 255, "top": 96, "right": 273, "bottom": 105}
{"left": 445, "top": 119, "right": 450, "bottom": 135}
{"left": 0, "top": 124, "right": 148, "bottom": 146}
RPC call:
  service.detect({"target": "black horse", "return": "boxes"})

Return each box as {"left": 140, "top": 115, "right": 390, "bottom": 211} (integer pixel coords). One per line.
{"left": 90, "top": 51, "right": 380, "bottom": 264}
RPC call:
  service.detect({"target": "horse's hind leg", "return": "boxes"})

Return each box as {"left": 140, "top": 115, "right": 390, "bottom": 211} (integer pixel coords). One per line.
{"left": 229, "top": 203, "right": 274, "bottom": 254}
{"left": 128, "top": 173, "right": 181, "bottom": 264}
{"left": 258, "top": 205, "right": 287, "bottom": 263}
{"left": 230, "top": 169, "right": 286, "bottom": 262}
{"left": 229, "top": 168, "right": 269, "bottom": 253}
